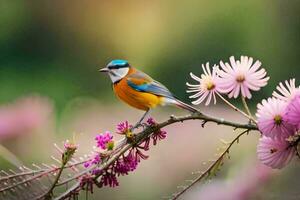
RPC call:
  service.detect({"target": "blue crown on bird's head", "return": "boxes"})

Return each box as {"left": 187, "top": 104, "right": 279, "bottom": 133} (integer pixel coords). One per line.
{"left": 107, "top": 59, "right": 130, "bottom": 69}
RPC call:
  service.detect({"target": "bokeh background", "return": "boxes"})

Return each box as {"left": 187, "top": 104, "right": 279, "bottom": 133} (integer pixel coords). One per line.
{"left": 0, "top": 0, "right": 299, "bottom": 199}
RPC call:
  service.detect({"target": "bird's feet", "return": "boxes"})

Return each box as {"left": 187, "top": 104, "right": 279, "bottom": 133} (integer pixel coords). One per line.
{"left": 131, "top": 122, "right": 148, "bottom": 131}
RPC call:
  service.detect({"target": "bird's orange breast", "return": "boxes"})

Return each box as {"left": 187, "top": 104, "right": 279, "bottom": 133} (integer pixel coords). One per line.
{"left": 113, "top": 77, "right": 162, "bottom": 111}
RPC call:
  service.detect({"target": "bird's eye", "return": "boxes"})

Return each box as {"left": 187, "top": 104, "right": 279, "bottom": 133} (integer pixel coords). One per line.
{"left": 108, "top": 65, "right": 119, "bottom": 70}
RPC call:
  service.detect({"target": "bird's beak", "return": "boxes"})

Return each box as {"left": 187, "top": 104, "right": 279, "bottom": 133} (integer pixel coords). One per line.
{"left": 99, "top": 67, "right": 109, "bottom": 72}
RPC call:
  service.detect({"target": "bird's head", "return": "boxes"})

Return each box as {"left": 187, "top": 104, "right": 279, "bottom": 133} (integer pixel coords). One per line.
{"left": 99, "top": 59, "right": 130, "bottom": 83}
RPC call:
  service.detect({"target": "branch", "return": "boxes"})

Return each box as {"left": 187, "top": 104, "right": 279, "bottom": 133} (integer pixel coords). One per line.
{"left": 171, "top": 129, "right": 249, "bottom": 200}
{"left": 159, "top": 112, "right": 257, "bottom": 131}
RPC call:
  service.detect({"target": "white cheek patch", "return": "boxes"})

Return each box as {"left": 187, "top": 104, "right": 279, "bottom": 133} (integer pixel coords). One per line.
{"left": 108, "top": 68, "right": 129, "bottom": 83}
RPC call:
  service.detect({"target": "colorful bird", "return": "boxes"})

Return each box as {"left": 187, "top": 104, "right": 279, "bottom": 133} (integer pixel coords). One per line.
{"left": 99, "top": 59, "right": 199, "bottom": 127}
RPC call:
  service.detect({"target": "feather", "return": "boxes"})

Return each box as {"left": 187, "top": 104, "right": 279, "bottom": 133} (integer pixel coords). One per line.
{"left": 126, "top": 70, "right": 174, "bottom": 99}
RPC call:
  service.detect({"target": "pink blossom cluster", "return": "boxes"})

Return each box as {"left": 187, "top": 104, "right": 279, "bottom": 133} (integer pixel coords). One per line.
{"left": 256, "top": 79, "right": 300, "bottom": 169}
{"left": 95, "top": 131, "right": 114, "bottom": 150}
{"left": 84, "top": 154, "right": 101, "bottom": 168}
{"left": 83, "top": 132, "right": 114, "bottom": 168}
{"left": 147, "top": 117, "right": 167, "bottom": 145}
{"left": 186, "top": 56, "right": 269, "bottom": 105}
{"left": 116, "top": 120, "right": 132, "bottom": 134}
{"left": 82, "top": 118, "right": 167, "bottom": 188}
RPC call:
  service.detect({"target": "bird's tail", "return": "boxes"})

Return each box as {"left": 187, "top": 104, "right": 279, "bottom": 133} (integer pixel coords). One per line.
{"left": 174, "top": 99, "right": 200, "bottom": 113}
{"left": 163, "top": 97, "right": 200, "bottom": 113}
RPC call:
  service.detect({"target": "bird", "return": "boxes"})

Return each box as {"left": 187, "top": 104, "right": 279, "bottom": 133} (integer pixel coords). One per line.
{"left": 99, "top": 59, "right": 199, "bottom": 127}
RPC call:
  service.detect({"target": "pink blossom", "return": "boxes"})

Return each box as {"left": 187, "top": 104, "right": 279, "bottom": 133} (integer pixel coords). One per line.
{"left": 99, "top": 172, "right": 119, "bottom": 187}
{"left": 217, "top": 56, "right": 269, "bottom": 99}
{"left": 86, "top": 118, "right": 166, "bottom": 188}
{"left": 63, "top": 140, "right": 78, "bottom": 151}
{"left": 116, "top": 121, "right": 132, "bottom": 134}
{"left": 256, "top": 98, "right": 295, "bottom": 139}
{"left": 286, "top": 94, "right": 300, "bottom": 129}
{"left": 186, "top": 63, "right": 221, "bottom": 105}
{"left": 272, "top": 78, "right": 300, "bottom": 102}
{"left": 115, "top": 151, "right": 138, "bottom": 175}
{"left": 146, "top": 117, "right": 156, "bottom": 126}
{"left": 84, "top": 154, "right": 101, "bottom": 168}
{"left": 146, "top": 117, "right": 167, "bottom": 145}
{"left": 95, "top": 131, "right": 114, "bottom": 150}
{"left": 257, "top": 136, "right": 295, "bottom": 169}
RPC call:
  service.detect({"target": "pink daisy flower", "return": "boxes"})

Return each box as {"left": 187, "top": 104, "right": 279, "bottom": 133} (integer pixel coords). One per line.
{"left": 257, "top": 136, "right": 295, "bottom": 169}
{"left": 272, "top": 78, "right": 300, "bottom": 102}
{"left": 286, "top": 94, "right": 300, "bottom": 129}
{"left": 217, "top": 56, "right": 269, "bottom": 99}
{"left": 256, "top": 98, "right": 295, "bottom": 140}
{"left": 186, "top": 63, "right": 221, "bottom": 105}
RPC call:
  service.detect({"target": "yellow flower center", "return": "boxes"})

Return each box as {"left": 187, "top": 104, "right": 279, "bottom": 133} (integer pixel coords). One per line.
{"left": 202, "top": 75, "right": 215, "bottom": 91}
{"left": 207, "top": 82, "right": 215, "bottom": 90}
{"left": 126, "top": 131, "right": 134, "bottom": 139}
{"left": 236, "top": 74, "right": 245, "bottom": 83}
{"left": 274, "top": 115, "right": 282, "bottom": 125}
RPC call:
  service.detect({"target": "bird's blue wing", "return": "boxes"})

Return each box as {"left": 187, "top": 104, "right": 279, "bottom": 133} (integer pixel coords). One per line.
{"left": 126, "top": 70, "right": 174, "bottom": 99}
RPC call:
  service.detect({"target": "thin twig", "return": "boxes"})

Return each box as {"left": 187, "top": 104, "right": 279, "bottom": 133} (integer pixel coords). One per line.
{"left": 0, "top": 170, "right": 43, "bottom": 182}
{"left": 217, "top": 93, "right": 252, "bottom": 120}
{"left": 0, "top": 160, "right": 87, "bottom": 193}
{"left": 172, "top": 130, "right": 249, "bottom": 200}
{"left": 44, "top": 162, "right": 66, "bottom": 199}
{"left": 241, "top": 96, "right": 257, "bottom": 124}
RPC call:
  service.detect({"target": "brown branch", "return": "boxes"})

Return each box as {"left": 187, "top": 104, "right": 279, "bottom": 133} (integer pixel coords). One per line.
{"left": 172, "top": 130, "right": 250, "bottom": 200}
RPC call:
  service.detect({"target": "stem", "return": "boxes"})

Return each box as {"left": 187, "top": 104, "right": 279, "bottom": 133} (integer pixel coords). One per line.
{"left": 44, "top": 165, "right": 65, "bottom": 199}
{"left": 172, "top": 130, "right": 249, "bottom": 200}
{"left": 217, "top": 93, "right": 252, "bottom": 120}
{"left": 241, "top": 96, "right": 257, "bottom": 124}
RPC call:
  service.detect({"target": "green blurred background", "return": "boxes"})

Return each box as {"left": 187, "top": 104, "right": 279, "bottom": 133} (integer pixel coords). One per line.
{"left": 0, "top": 0, "right": 299, "bottom": 199}
{"left": 1, "top": 0, "right": 299, "bottom": 110}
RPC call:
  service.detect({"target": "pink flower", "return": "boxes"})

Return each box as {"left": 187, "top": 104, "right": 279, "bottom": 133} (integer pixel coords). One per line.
{"left": 116, "top": 121, "right": 132, "bottom": 134}
{"left": 115, "top": 151, "right": 138, "bottom": 176}
{"left": 286, "top": 94, "right": 300, "bottom": 129}
{"left": 218, "top": 56, "right": 269, "bottom": 99}
{"left": 257, "top": 136, "right": 295, "bottom": 169}
{"left": 99, "top": 172, "right": 119, "bottom": 187}
{"left": 95, "top": 131, "right": 114, "bottom": 150}
{"left": 63, "top": 140, "right": 78, "bottom": 151}
{"left": 146, "top": 117, "right": 156, "bottom": 126}
{"left": 186, "top": 63, "right": 221, "bottom": 105}
{"left": 84, "top": 153, "right": 101, "bottom": 168}
{"left": 146, "top": 117, "right": 167, "bottom": 145}
{"left": 256, "top": 98, "right": 295, "bottom": 139}
{"left": 272, "top": 79, "right": 300, "bottom": 102}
